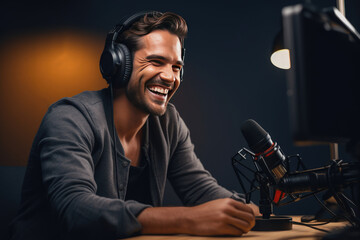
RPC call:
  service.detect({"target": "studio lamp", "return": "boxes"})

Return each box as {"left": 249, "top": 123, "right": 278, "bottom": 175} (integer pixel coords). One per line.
{"left": 270, "top": 30, "right": 291, "bottom": 69}
{"left": 270, "top": 0, "right": 345, "bottom": 70}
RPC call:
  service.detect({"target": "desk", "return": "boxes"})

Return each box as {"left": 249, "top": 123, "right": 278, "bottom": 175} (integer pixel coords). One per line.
{"left": 123, "top": 216, "right": 348, "bottom": 240}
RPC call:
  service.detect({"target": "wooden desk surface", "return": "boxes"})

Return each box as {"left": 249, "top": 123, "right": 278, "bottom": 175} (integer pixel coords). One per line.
{"left": 123, "top": 216, "right": 348, "bottom": 240}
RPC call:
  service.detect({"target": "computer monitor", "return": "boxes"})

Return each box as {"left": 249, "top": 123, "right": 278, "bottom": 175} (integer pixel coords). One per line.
{"left": 282, "top": 4, "right": 360, "bottom": 145}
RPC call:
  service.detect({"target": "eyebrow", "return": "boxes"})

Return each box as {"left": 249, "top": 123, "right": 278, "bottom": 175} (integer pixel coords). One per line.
{"left": 146, "top": 54, "right": 184, "bottom": 66}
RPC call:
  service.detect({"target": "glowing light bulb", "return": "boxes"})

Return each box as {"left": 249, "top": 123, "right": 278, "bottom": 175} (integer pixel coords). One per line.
{"left": 270, "top": 49, "right": 291, "bottom": 69}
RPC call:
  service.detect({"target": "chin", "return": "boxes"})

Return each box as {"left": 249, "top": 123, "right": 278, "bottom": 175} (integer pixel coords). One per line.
{"left": 145, "top": 100, "right": 169, "bottom": 116}
{"left": 148, "top": 106, "right": 167, "bottom": 116}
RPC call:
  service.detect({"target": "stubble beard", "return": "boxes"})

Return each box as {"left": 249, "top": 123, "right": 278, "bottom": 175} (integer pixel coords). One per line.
{"left": 125, "top": 82, "right": 168, "bottom": 116}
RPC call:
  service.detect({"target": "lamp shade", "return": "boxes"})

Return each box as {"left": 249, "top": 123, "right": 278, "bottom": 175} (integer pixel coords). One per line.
{"left": 270, "top": 30, "right": 291, "bottom": 69}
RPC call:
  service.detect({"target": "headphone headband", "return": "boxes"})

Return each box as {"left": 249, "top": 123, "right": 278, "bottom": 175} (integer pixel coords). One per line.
{"left": 111, "top": 11, "right": 157, "bottom": 43}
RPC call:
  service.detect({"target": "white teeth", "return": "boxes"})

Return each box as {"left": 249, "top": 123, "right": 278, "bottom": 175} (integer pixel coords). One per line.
{"left": 148, "top": 86, "right": 169, "bottom": 94}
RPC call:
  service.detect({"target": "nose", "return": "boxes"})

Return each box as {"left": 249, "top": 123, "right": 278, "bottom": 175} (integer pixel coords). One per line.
{"left": 159, "top": 65, "right": 176, "bottom": 83}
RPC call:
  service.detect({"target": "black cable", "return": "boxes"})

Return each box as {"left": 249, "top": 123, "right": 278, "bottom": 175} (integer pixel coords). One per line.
{"left": 291, "top": 221, "right": 330, "bottom": 233}
{"left": 339, "top": 192, "right": 358, "bottom": 208}
{"left": 109, "top": 83, "right": 120, "bottom": 199}
{"left": 333, "top": 192, "right": 358, "bottom": 227}
{"left": 327, "top": 163, "right": 357, "bottom": 226}
{"left": 301, "top": 216, "right": 337, "bottom": 226}
{"left": 313, "top": 193, "right": 338, "bottom": 218}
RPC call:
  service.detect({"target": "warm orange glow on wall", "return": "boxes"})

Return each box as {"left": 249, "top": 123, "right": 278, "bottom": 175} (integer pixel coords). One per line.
{"left": 0, "top": 30, "right": 108, "bottom": 166}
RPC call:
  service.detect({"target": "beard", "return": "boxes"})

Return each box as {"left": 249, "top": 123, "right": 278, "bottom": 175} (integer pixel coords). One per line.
{"left": 125, "top": 77, "right": 170, "bottom": 116}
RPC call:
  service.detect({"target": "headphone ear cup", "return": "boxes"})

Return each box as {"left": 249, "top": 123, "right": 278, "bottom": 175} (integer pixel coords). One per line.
{"left": 113, "top": 43, "right": 132, "bottom": 88}
{"left": 180, "top": 47, "right": 185, "bottom": 82}
{"left": 99, "top": 45, "right": 117, "bottom": 84}
{"left": 180, "top": 68, "right": 184, "bottom": 82}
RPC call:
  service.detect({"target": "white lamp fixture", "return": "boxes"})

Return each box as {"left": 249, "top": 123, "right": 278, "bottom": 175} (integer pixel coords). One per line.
{"left": 270, "top": 30, "right": 291, "bottom": 69}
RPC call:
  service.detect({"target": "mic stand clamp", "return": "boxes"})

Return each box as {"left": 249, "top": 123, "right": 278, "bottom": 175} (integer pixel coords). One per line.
{"left": 252, "top": 178, "right": 293, "bottom": 231}
{"left": 259, "top": 178, "right": 273, "bottom": 219}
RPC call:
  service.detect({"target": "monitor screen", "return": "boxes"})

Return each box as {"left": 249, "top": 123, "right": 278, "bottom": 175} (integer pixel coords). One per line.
{"left": 282, "top": 4, "right": 360, "bottom": 145}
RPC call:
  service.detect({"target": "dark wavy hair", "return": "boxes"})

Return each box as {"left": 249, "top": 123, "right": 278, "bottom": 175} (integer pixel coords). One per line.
{"left": 118, "top": 11, "right": 187, "bottom": 53}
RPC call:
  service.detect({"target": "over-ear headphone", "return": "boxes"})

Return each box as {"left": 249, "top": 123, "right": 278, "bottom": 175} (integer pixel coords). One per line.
{"left": 99, "top": 11, "right": 185, "bottom": 88}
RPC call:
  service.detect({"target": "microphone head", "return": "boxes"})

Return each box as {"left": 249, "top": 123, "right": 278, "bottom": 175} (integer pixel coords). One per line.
{"left": 241, "top": 119, "right": 273, "bottom": 153}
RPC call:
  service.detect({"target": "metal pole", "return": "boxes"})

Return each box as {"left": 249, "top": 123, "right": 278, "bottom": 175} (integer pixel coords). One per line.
{"left": 330, "top": 143, "right": 339, "bottom": 161}
{"left": 329, "top": 0, "right": 345, "bottom": 161}
{"left": 336, "top": 0, "right": 345, "bottom": 15}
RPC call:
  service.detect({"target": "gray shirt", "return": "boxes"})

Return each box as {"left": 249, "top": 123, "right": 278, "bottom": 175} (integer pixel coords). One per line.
{"left": 10, "top": 88, "right": 234, "bottom": 240}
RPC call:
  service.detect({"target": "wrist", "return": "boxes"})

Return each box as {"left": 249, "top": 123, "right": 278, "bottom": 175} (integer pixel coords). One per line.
{"left": 179, "top": 207, "right": 193, "bottom": 235}
{"left": 138, "top": 206, "right": 192, "bottom": 235}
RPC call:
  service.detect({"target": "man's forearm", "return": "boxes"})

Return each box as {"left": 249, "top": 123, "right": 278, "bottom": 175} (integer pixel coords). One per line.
{"left": 137, "top": 198, "right": 256, "bottom": 236}
{"left": 138, "top": 206, "right": 191, "bottom": 234}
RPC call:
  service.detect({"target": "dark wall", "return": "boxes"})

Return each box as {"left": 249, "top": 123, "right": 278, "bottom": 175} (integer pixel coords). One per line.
{"left": 1, "top": 0, "right": 359, "bottom": 235}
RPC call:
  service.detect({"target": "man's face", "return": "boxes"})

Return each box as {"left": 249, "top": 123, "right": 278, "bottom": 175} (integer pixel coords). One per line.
{"left": 126, "top": 29, "right": 183, "bottom": 116}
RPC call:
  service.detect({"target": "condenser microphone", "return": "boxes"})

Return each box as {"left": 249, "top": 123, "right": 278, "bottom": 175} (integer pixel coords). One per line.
{"left": 241, "top": 119, "right": 287, "bottom": 185}
{"left": 277, "top": 162, "right": 360, "bottom": 194}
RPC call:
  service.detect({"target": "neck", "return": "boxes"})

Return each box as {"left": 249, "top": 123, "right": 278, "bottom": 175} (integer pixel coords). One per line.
{"left": 112, "top": 88, "right": 148, "bottom": 142}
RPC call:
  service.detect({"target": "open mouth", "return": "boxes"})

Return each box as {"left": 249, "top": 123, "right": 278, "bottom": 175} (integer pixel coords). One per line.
{"left": 147, "top": 85, "right": 170, "bottom": 97}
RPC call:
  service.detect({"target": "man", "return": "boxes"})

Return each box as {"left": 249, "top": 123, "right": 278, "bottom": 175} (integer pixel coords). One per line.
{"left": 10, "top": 11, "right": 259, "bottom": 240}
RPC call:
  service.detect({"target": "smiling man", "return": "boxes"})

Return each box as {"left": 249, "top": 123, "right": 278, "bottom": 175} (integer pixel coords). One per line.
{"left": 10, "top": 12, "right": 258, "bottom": 240}
{"left": 125, "top": 29, "right": 182, "bottom": 116}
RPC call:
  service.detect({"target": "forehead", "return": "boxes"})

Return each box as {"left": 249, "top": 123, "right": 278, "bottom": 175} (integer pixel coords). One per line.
{"left": 137, "top": 30, "right": 182, "bottom": 58}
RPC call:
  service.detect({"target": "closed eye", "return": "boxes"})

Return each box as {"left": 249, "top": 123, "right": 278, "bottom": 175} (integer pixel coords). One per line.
{"left": 146, "top": 54, "right": 184, "bottom": 67}
{"left": 150, "top": 59, "right": 164, "bottom": 66}
{"left": 173, "top": 65, "right": 182, "bottom": 72}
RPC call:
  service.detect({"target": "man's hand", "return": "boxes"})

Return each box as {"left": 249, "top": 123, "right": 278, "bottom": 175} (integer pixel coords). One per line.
{"left": 138, "top": 198, "right": 256, "bottom": 236}
{"left": 184, "top": 198, "right": 255, "bottom": 236}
